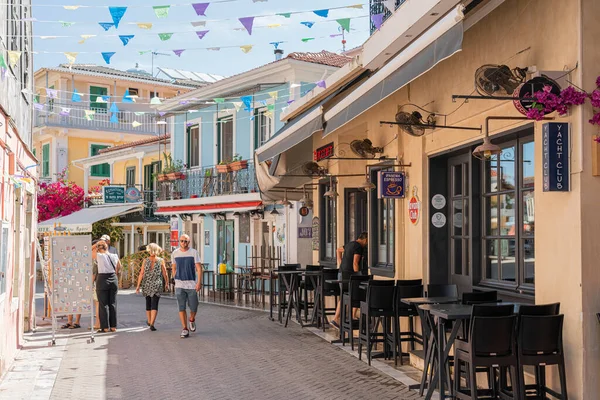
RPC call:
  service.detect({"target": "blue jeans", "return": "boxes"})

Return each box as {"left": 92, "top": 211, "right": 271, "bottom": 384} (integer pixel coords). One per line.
{"left": 176, "top": 288, "right": 199, "bottom": 313}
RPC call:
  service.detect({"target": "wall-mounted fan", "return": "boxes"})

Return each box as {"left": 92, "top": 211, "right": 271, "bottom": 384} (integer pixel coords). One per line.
{"left": 394, "top": 110, "right": 436, "bottom": 137}
{"left": 475, "top": 64, "right": 527, "bottom": 97}
{"left": 350, "top": 139, "right": 384, "bottom": 158}
{"left": 301, "top": 161, "right": 327, "bottom": 176}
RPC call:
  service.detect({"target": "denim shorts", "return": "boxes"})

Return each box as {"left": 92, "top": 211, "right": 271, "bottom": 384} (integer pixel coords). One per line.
{"left": 175, "top": 288, "right": 199, "bottom": 313}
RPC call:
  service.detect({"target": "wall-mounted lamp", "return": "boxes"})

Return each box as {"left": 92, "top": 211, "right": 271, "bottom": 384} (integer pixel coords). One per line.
{"left": 270, "top": 208, "right": 280, "bottom": 216}
{"left": 323, "top": 176, "right": 338, "bottom": 198}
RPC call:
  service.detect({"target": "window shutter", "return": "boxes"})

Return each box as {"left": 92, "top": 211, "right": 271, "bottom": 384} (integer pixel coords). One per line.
{"left": 42, "top": 144, "right": 50, "bottom": 177}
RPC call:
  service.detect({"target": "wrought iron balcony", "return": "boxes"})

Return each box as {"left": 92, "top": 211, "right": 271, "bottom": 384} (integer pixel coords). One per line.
{"left": 34, "top": 101, "right": 160, "bottom": 135}
{"left": 370, "top": 0, "right": 406, "bottom": 34}
{"left": 157, "top": 162, "right": 258, "bottom": 202}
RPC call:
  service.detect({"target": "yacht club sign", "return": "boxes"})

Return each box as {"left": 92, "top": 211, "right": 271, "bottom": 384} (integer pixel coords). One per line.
{"left": 542, "top": 122, "right": 569, "bottom": 192}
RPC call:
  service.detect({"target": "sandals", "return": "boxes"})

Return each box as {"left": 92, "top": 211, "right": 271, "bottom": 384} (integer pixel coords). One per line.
{"left": 61, "top": 323, "right": 72, "bottom": 329}
{"left": 69, "top": 324, "right": 81, "bottom": 329}
{"left": 96, "top": 329, "right": 108, "bottom": 333}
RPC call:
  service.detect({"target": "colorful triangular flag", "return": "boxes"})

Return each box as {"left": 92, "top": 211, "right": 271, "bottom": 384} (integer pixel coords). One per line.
{"left": 191, "top": 21, "right": 206, "bottom": 27}
{"left": 0, "top": 55, "right": 6, "bottom": 69}
{"left": 158, "top": 33, "right": 173, "bottom": 41}
{"left": 241, "top": 95, "right": 253, "bottom": 111}
{"left": 301, "top": 38, "right": 315, "bottom": 43}
{"left": 137, "top": 23, "right": 153, "bottom": 30}
{"left": 232, "top": 102, "right": 243, "bottom": 112}
{"left": 59, "top": 107, "right": 71, "bottom": 116}
{"left": 110, "top": 103, "right": 119, "bottom": 113}
{"left": 60, "top": 21, "right": 75, "bottom": 27}
{"left": 34, "top": 103, "right": 44, "bottom": 111}
{"left": 268, "top": 91, "right": 278, "bottom": 100}
{"left": 64, "top": 52, "right": 78, "bottom": 65}
{"left": 267, "top": 104, "right": 275, "bottom": 112}
{"left": 64, "top": 5, "right": 80, "bottom": 10}
{"left": 173, "top": 49, "right": 185, "bottom": 57}
{"left": 196, "top": 30, "right": 209, "bottom": 40}
{"left": 371, "top": 13, "right": 384, "bottom": 31}
{"left": 119, "top": 35, "right": 134, "bottom": 46}
{"left": 72, "top": 89, "right": 82, "bottom": 102}
{"left": 109, "top": 6, "right": 127, "bottom": 29}
{"left": 313, "top": 9, "right": 329, "bottom": 18}
{"left": 153, "top": 5, "right": 170, "bottom": 19}
{"left": 78, "top": 35, "right": 95, "bottom": 44}
{"left": 7, "top": 51, "right": 21, "bottom": 67}
{"left": 156, "top": 121, "right": 167, "bottom": 125}
{"left": 270, "top": 41, "right": 283, "bottom": 49}
{"left": 110, "top": 113, "right": 119, "bottom": 124}
{"left": 301, "top": 21, "right": 314, "bottom": 28}
{"left": 383, "top": 0, "right": 396, "bottom": 13}
{"left": 316, "top": 80, "right": 327, "bottom": 89}
{"left": 239, "top": 17, "right": 254, "bottom": 35}
{"left": 122, "top": 89, "right": 134, "bottom": 103}
{"left": 277, "top": 13, "right": 291, "bottom": 18}
{"left": 46, "top": 88, "right": 58, "bottom": 99}
{"left": 347, "top": 4, "right": 364, "bottom": 9}
{"left": 337, "top": 18, "right": 351, "bottom": 32}
{"left": 132, "top": 121, "right": 142, "bottom": 128}
{"left": 84, "top": 110, "right": 95, "bottom": 121}
{"left": 192, "top": 3, "right": 209, "bottom": 16}
{"left": 99, "top": 22, "right": 115, "bottom": 31}
{"left": 240, "top": 45, "right": 253, "bottom": 54}
{"left": 267, "top": 24, "right": 281, "bottom": 28}
{"left": 214, "top": 98, "right": 225, "bottom": 104}
{"left": 101, "top": 52, "right": 116, "bottom": 65}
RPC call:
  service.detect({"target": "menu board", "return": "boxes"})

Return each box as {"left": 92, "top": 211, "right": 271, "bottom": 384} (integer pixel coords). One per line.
{"left": 51, "top": 235, "right": 94, "bottom": 316}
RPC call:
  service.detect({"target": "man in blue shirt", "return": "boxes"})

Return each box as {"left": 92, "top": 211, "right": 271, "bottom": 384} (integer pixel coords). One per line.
{"left": 171, "top": 234, "right": 202, "bottom": 338}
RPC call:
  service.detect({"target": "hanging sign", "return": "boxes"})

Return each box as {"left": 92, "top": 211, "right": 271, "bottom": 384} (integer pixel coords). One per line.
{"left": 542, "top": 122, "right": 569, "bottom": 192}
{"left": 431, "top": 212, "right": 446, "bottom": 228}
{"left": 125, "top": 186, "right": 142, "bottom": 203}
{"left": 311, "top": 217, "right": 320, "bottom": 251}
{"left": 314, "top": 142, "right": 334, "bottom": 162}
{"left": 377, "top": 171, "right": 406, "bottom": 199}
{"left": 299, "top": 206, "right": 310, "bottom": 217}
{"left": 514, "top": 77, "right": 561, "bottom": 116}
{"left": 408, "top": 186, "right": 420, "bottom": 225}
{"left": 103, "top": 186, "right": 125, "bottom": 203}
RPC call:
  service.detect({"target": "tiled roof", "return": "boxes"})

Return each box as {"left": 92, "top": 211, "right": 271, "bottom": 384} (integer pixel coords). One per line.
{"left": 98, "top": 134, "right": 170, "bottom": 154}
{"left": 49, "top": 64, "right": 205, "bottom": 88}
{"left": 287, "top": 50, "right": 353, "bottom": 68}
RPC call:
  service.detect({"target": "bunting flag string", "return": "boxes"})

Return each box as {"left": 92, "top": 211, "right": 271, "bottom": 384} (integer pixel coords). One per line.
{"left": 153, "top": 5, "right": 170, "bottom": 19}
{"left": 71, "top": 89, "right": 82, "bottom": 102}
{"left": 63, "top": 52, "right": 78, "bottom": 65}
{"left": 192, "top": 3, "right": 210, "bottom": 16}
{"left": 337, "top": 18, "right": 351, "bottom": 32}
{"left": 238, "top": 17, "right": 254, "bottom": 35}
{"left": 371, "top": 13, "right": 384, "bottom": 31}
{"left": 108, "top": 6, "right": 127, "bottom": 28}
{"left": 173, "top": 49, "right": 185, "bottom": 57}
{"left": 99, "top": 22, "right": 115, "bottom": 31}
{"left": 300, "top": 21, "right": 314, "bottom": 28}
{"left": 101, "top": 51, "right": 116, "bottom": 64}
{"left": 137, "top": 23, "right": 153, "bottom": 30}
{"left": 119, "top": 35, "right": 135, "bottom": 46}
{"left": 382, "top": 0, "right": 396, "bottom": 13}
{"left": 239, "top": 45, "right": 253, "bottom": 53}
{"left": 195, "top": 30, "right": 209, "bottom": 39}
{"left": 7, "top": 51, "right": 21, "bottom": 68}
{"left": 158, "top": 33, "right": 174, "bottom": 41}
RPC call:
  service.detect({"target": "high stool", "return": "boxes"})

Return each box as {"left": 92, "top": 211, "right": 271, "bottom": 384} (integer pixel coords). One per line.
{"left": 357, "top": 280, "right": 395, "bottom": 366}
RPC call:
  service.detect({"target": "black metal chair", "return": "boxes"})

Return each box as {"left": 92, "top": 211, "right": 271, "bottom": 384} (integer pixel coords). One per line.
{"left": 357, "top": 280, "right": 395, "bottom": 366}
{"left": 427, "top": 283, "right": 458, "bottom": 298}
{"left": 461, "top": 290, "right": 499, "bottom": 305}
{"left": 276, "top": 264, "right": 299, "bottom": 323}
{"left": 387, "top": 284, "right": 423, "bottom": 366}
{"left": 518, "top": 302, "right": 560, "bottom": 317}
{"left": 516, "top": 314, "right": 567, "bottom": 399}
{"left": 454, "top": 305, "right": 520, "bottom": 400}
{"left": 318, "top": 268, "right": 340, "bottom": 331}
{"left": 298, "top": 265, "right": 322, "bottom": 322}
{"left": 396, "top": 279, "right": 422, "bottom": 286}
{"left": 341, "top": 275, "right": 371, "bottom": 350}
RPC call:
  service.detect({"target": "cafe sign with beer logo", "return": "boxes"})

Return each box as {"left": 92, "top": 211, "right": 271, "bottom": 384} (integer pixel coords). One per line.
{"left": 377, "top": 171, "right": 406, "bottom": 199}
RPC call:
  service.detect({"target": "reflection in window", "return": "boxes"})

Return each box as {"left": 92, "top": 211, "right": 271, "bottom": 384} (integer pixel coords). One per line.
{"left": 482, "top": 137, "right": 535, "bottom": 289}
{"left": 371, "top": 170, "right": 395, "bottom": 270}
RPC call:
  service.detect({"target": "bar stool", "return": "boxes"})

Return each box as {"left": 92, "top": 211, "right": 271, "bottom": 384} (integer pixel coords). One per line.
{"left": 387, "top": 284, "right": 423, "bottom": 366}
{"left": 357, "top": 280, "right": 395, "bottom": 366}
{"left": 276, "top": 264, "right": 299, "bottom": 323}
{"left": 318, "top": 268, "right": 340, "bottom": 331}
{"left": 298, "top": 265, "right": 322, "bottom": 322}
{"left": 341, "top": 275, "right": 370, "bottom": 349}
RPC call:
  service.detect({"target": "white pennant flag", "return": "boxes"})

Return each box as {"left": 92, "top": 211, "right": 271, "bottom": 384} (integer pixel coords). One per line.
{"left": 290, "top": 83, "right": 302, "bottom": 88}
{"left": 232, "top": 102, "right": 243, "bottom": 112}
{"left": 383, "top": 0, "right": 396, "bottom": 12}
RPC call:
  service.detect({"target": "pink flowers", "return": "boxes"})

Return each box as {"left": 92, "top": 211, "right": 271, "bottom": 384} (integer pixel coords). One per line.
{"left": 37, "top": 178, "right": 85, "bottom": 222}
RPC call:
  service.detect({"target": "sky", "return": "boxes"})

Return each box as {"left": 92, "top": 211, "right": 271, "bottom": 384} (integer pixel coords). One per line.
{"left": 32, "top": 0, "right": 371, "bottom": 78}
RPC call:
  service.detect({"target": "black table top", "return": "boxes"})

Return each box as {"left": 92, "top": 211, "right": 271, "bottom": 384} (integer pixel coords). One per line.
{"left": 401, "top": 297, "right": 459, "bottom": 306}
{"left": 420, "top": 302, "right": 522, "bottom": 320}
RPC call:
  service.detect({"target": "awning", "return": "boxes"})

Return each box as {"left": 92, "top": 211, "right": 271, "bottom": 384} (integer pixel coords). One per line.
{"left": 323, "top": 6, "right": 464, "bottom": 137}
{"left": 155, "top": 200, "right": 262, "bottom": 215}
{"left": 38, "top": 204, "right": 143, "bottom": 233}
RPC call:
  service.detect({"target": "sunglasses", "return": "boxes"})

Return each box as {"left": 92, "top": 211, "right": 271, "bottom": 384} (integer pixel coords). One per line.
{"left": 180, "top": 240, "right": 189, "bottom": 243}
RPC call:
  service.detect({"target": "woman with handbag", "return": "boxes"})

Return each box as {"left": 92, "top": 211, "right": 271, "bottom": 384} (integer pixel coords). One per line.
{"left": 136, "top": 243, "right": 169, "bottom": 331}
{"left": 95, "top": 240, "right": 121, "bottom": 333}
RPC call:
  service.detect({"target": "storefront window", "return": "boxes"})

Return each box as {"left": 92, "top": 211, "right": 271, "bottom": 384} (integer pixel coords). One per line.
{"left": 370, "top": 169, "right": 395, "bottom": 274}
{"left": 319, "top": 181, "right": 336, "bottom": 264}
{"left": 482, "top": 136, "right": 534, "bottom": 289}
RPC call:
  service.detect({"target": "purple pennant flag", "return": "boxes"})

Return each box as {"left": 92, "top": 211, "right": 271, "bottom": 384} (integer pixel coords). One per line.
{"left": 34, "top": 103, "right": 44, "bottom": 111}
{"left": 239, "top": 17, "right": 254, "bottom": 35}
{"left": 371, "top": 13, "right": 384, "bottom": 31}
{"left": 316, "top": 80, "right": 327, "bottom": 89}
{"left": 195, "top": 30, "right": 209, "bottom": 40}
{"left": 192, "top": 3, "right": 209, "bottom": 16}
{"left": 287, "top": 100, "right": 295, "bottom": 105}
{"left": 173, "top": 49, "right": 185, "bottom": 57}
{"left": 179, "top": 100, "right": 189, "bottom": 105}
{"left": 159, "top": 111, "right": 166, "bottom": 117}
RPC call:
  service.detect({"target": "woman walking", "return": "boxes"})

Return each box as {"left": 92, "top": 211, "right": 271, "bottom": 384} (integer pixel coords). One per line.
{"left": 95, "top": 240, "right": 121, "bottom": 333}
{"left": 136, "top": 243, "right": 169, "bottom": 331}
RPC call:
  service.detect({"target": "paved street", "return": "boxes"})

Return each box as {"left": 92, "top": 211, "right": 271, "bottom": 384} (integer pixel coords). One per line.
{"left": 1, "top": 289, "right": 421, "bottom": 400}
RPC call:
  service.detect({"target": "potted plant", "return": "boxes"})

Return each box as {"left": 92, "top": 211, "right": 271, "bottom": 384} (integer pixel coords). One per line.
{"left": 216, "top": 159, "right": 231, "bottom": 174}
{"left": 229, "top": 154, "right": 248, "bottom": 171}
{"left": 167, "top": 159, "right": 186, "bottom": 181}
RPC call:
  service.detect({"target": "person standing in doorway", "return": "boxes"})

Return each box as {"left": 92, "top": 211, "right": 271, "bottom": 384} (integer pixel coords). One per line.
{"left": 136, "top": 243, "right": 169, "bottom": 331}
{"left": 100, "top": 234, "right": 119, "bottom": 257}
{"left": 171, "top": 234, "right": 202, "bottom": 338}
{"left": 331, "top": 232, "right": 368, "bottom": 329}
{"left": 95, "top": 241, "right": 121, "bottom": 333}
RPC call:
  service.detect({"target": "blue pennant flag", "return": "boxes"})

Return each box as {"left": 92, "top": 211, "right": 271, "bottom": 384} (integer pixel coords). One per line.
{"left": 110, "top": 102, "right": 119, "bottom": 113}
{"left": 301, "top": 21, "right": 315, "bottom": 28}
{"left": 101, "top": 52, "right": 116, "bottom": 65}
{"left": 119, "top": 35, "right": 134, "bottom": 46}
{"left": 71, "top": 89, "right": 81, "bottom": 103}
{"left": 240, "top": 95, "right": 252, "bottom": 112}
{"left": 122, "top": 89, "right": 134, "bottom": 103}
{"left": 101, "top": 95, "right": 110, "bottom": 102}
{"left": 259, "top": 100, "right": 267, "bottom": 106}
{"left": 109, "top": 6, "right": 127, "bottom": 28}
{"left": 270, "top": 41, "right": 283, "bottom": 49}
{"left": 110, "top": 113, "right": 119, "bottom": 124}
{"left": 313, "top": 9, "right": 329, "bottom": 18}
{"left": 99, "top": 22, "right": 115, "bottom": 31}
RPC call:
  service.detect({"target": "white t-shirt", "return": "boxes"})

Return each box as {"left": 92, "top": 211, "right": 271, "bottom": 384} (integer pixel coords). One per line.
{"left": 97, "top": 253, "right": 119, "bottom": 274}
{"left": 171, "top": 248, "right": 201, "bottom": 289}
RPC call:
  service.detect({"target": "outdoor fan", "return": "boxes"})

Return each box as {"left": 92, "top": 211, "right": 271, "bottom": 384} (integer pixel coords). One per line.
{"left": 350, "top": 139, "right": 384, "bottom": 158}
{"left": 475, "top": 64, "right": 527, "bottom": 97}
{"left": 394, "top": 110, "right": 436, "bottom": 137}
{"left": 301, "top": 161, "right": 327, "bottom": 176}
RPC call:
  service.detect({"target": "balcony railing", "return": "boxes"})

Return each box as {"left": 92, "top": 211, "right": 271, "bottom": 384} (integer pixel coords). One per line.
{"left": 370, "top": 0, "right": 406, "bottom": 34}
{"left": 158, "top": 162, "right": 258, "bottom": 202}
{"left": 34, "top": 101, "right": 159, "bottom": 134}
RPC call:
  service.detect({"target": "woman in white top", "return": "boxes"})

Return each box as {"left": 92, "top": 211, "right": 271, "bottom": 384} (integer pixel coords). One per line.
{"left": 95, "top": 240, "right": 121, "bottom": 333}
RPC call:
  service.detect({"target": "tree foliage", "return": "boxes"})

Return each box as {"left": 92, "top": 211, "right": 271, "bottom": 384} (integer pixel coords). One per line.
{"left": 92, "top": 217, "right": 124, "bottom": 242}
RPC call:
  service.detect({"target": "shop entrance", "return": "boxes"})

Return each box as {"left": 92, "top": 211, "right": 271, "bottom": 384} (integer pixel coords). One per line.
{"left": 216, "top": 220, "right": 235, "bottom": 269}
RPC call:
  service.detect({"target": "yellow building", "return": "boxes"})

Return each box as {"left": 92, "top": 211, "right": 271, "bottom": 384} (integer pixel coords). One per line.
{"left": 31, "top": 64, "right": 208, "bottom": 192}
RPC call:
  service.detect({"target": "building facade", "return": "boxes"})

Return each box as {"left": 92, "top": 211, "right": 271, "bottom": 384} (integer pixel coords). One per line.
{"left": 257, "top": 0, "right": 600, "bottom": 397}
{"left": 0, "top": 0, "right": 37, "bottom": 377}
{"left": 157, "top": 51, "right": 351, "bottom": 271}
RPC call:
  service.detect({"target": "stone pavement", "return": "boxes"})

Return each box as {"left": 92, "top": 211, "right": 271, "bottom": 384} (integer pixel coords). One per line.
{"left": 1, "top": 289, "right": 424, "bottom": 400}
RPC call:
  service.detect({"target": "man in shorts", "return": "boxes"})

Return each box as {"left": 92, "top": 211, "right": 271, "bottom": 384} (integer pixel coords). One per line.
{"left": 171, "top": 234, "right": 202, "bottom": 338}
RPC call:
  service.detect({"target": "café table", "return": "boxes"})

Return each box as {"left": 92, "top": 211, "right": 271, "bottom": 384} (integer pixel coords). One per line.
{"left": 302, "top": 270, "right": 323, "bottom": 328}
{"left": 324, "top": 279, "right": 348, "bottom": 342}
{"left": 401, "top": 297, "right": 459, "bottom": 396}
{"left": 272, "top": 269, "right": 303, "bottom": 328}
{"left": 420, "top": 302, "right": 522, "bottom": 400}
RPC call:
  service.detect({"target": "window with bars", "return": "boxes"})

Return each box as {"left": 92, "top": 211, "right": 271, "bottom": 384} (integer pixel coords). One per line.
{"left": 481, "top": 136, "right": 535, "bottom": 290}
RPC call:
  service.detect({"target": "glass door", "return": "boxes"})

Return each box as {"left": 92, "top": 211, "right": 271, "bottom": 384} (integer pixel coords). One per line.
{"left": 217, "top": 220, "right": 235, "bottom": 270}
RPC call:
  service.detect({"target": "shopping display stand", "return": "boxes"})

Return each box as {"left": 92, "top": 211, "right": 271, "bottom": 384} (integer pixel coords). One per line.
{"left": 41, "top": 229, "right": 95, "bottom": 346}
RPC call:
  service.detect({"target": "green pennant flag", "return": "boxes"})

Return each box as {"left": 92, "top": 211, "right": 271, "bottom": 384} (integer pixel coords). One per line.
{"left": 153, "top": 5, "right": 170, "bottom": 19}
{"left": 214, "top": 98, "right": 226, "bottom": 104}
{"left": 267, "top": 104, "right": 275, "bottom": 111}
{"left": 60, "top": 21, "right": 75, "bottom": 27}
{"left": 139, "top": 50, "right": 152, "bottom": 55}
{"left": 301, "top": 37, "right": 315, "bottom": 43}
{"left": 277, "top": 13, "right": 291, "bottom": 18}
{"left": 0, "top": 54, "right": 6, "bottom": 69}
{"left": 336, "top": 18, "right": 351, "bottom": 32}
{"left": 158, "top": 33, "right": 174, "bottom": 41}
